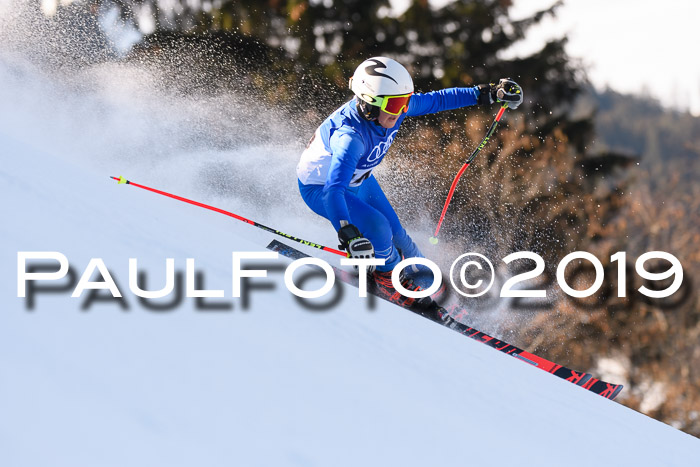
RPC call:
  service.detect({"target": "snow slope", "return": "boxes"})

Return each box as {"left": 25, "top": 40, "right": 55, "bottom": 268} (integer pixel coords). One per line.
{"left": 1, "top": 35, "right": 699, "bottom": 467}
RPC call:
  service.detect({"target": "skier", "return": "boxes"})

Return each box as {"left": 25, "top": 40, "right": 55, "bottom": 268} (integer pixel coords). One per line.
{"left": 296, "top": 56, "right": 522, "bottom": 303}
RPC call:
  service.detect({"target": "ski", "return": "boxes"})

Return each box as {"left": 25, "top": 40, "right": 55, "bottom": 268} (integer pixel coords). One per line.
{"left": 267, "top": 239, "right": 624, "bottom": 401}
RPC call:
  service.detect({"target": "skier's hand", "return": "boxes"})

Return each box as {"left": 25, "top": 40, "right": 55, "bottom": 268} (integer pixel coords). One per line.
{"left": 338, "top": 224, "right": 377, "bottom": 273}
{"left": 478, "top": 78, "right": 523, "bottom": 109}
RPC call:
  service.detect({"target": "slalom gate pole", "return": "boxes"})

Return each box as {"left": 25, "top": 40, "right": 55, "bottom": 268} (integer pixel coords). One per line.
{"left": 429, "top": 103, "right": 508, "bottom": 244}
{"left": 110, "top": 176, "right": 347, "bottom": 257}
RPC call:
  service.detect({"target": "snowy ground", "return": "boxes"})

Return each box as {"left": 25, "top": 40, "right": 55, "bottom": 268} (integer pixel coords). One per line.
{"left": 1, "top": 15, "right": 699, "bottom": 467}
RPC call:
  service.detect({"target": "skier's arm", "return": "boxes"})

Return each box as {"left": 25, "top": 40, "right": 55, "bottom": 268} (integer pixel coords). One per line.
{"left": 406, "top": 79, "right": 523, "bottom": 116}
{"left": 406, "top": 87, "right": 481, "bottom": 117}
{"left": 322, "top": 130, "right": 365, "bottom": 230}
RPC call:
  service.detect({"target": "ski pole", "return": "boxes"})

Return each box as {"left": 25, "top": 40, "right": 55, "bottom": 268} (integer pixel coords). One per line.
{"left": 429, "top": 103, "right": 508, "bottom": 244}
{"left": 110, "top": 176, "right": 347, "bottom": 257}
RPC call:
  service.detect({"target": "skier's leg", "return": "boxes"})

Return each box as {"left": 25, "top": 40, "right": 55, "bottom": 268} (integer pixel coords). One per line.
{"left": 298, "top": 180, "right": 330, "bottom": 218}
{"left": 355, "top": 176, "right": 443, "bottom": 292}
{"left": 299, "top": 180, "right": 438, "bottom": 302}
{"left": 298, "top": 180, "right": 400, "bottom": 271}
{"left": 344, "top": 196, "right": 402, "bottom": 271}
{"left": 356, "top": 175, "right": 424, "bottom": 259}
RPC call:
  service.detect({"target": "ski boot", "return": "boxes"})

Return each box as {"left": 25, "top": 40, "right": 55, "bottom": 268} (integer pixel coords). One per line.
{"left": 371, "top": 269, "right": 443, "bottom": 314}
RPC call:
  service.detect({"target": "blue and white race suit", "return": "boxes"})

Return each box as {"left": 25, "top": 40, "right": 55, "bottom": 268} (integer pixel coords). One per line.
{"left": 297, "top": 87, "right": 481, "bottom": 271}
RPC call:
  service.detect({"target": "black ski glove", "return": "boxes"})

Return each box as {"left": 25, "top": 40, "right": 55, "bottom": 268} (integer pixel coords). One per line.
{"left": 338, "top": 223, "right": 376, "bottom": 273}
{"left": 477, "top": 78, "right": 523, "bottom": 109}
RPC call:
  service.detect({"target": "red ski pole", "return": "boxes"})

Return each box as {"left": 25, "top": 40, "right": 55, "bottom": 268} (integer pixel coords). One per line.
{"left": 110, "top": 176, "right": 347, "bottom": 257}
{"left": 429, "top": 104, "right": 508, "bottom": 244}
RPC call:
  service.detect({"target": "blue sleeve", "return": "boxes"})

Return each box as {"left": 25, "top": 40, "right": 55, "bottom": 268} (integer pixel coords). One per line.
{"left": 406, "top": 86, "right": 481, "bottom": 117}
{"left": 322, "top": 130, "right": 365, "bottom": 230}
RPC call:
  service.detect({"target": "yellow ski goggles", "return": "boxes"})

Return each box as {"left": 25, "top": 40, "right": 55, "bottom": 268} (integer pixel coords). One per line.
{"left": 370, "top": 93, "right": 413, "bottom": 115}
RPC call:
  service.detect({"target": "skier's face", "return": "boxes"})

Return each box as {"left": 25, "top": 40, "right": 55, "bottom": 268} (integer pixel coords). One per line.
{"left": 377, "top": 110, "right": 399, "bottom": 128}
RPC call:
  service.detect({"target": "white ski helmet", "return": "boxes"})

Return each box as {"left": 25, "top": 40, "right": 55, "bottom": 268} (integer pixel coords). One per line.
{"left": 349, "top": 57, "right": 413, "bottom": 119}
